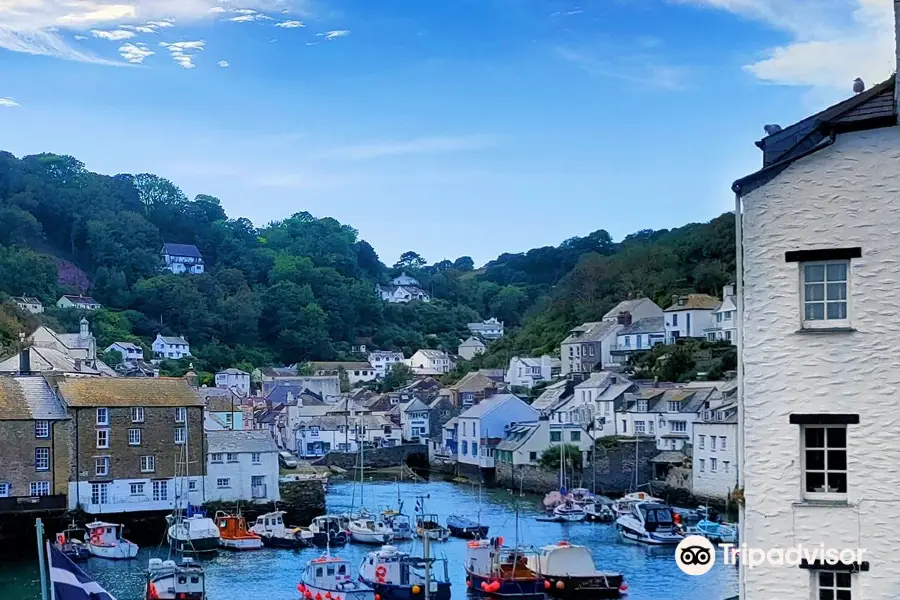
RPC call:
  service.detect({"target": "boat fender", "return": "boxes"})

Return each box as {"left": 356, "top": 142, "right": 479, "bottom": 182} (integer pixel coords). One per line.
{"left": 90, "top": 530, "right": 102, "bottom": 546}
{"left": 620, "top": 582, "right": 629, "bottom": 595}
{"left": 481, "top": 582, "right": 489, "bottom": 591}
{"left": 544, "top": 581, "right": 551, "bottom": 590}
{"left": 411, "top": 585, "right": 421, "bottom": 594}
{"left": 490, "top": 581, "right": 501, "bottom": 592}
{"left": 465, "top": 579, "right": 471, "bottom": 587}
{"left": 316, "top": 593, "right": 323, "bottom": 600}
{"left": 148, "top": 583, "right": 159, "bottom": 600}
{"left": 556, "top": 580, "right": 565, "bottom": 590}
{"left": 304, "top": 591, "right": 312, "bottom": 599}
{"left": 374, "top": 595, "right": 380, "bottom": 600}
{"left": 325, "top": 593, "right": 332, "bottom": 599}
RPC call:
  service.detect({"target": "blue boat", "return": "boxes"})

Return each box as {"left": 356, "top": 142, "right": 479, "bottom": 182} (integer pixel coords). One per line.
{"left": 359, "top": 545, "right": 451, "bottom": 600}
{"left": 446, "top": 514, "right": 488, "bottom": 539}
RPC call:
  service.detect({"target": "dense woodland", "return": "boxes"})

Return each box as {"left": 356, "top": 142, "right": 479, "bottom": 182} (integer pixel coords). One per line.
{"left": 0, "top": 152, "right": 736, "bottom": 383}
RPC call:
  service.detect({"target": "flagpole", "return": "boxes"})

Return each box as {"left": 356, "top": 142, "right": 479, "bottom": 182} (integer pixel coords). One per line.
{"left": 46, "top": 541, "right": 56, "bottom": 600}
{"left": 35, "top": 519, "right": 49, "bottom": 600}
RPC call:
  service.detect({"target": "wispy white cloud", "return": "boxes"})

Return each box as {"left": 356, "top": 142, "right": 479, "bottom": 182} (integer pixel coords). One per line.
{"left": 73, "top": 34, "right": 88, "bottom": 40}
{"left": 556, "top": 46, "right": 692, "bottom": 91}
{"left": 321, "top": 135, "right": 496, "bottom": 160}
{"left": 146, "top": 20, "right": 175, "bottom": 28}
{"left": 675, "top": 0, "right": 894, "bottom": 92}
{"left": 160, "top": 40, "right": 205, "bottom": 69}
{"left": 121, "top": 24, "right": 158, "bottom": 34}
{"left": 0, "top": 26, "right": 123, "bottom": 65}
{"left": 119, "top": 41, "right": 153, "bottom": 63}
{"left": 0, "top": 98, "right": 21, "bottom": 107}
{"left": 91, "top": 29, "right": 136, "bottom": 41}
{"left": 217, "top": 59, "right": 229, "bottom": 67}
{"left": 228, "top": 12, "right": 274, "bottom": 23}
{"left": 276, "top": 20, "right": 305, "bottom": 28}
{"left": 317, "top": 29, "right": 349, "bottom": 40}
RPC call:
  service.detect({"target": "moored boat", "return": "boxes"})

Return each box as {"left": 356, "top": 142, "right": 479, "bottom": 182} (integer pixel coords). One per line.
{"left": 446, "top": 514, "right": 489, "bottom": 539}
{"left": 415, "top": 514, "right": 450, "bottom": 541}
{"left": 215, "top": 511, "right": 263, "bottom": 550}
{"left": 568, "top": 488, "right": 596, "bottom": 506}
{"left": 348, "top": 517, "right": 394, "bottom": 545}
{"left": 146, "top": 557, "right": 205, "bottom": 600}
{"left": 309, "top": 515, "right": 349, "bottom": 547}
{"left": 85, "top": 521, "right": 139, "bottom": 560}
{"left": 54, "top": 523, "right": 91, "bottom": 562}
{"left": 359, "top": 544, "right": 451, "bottom": 600}
{"left": 552, "top": 500, "right": 586, "bottom": 522}
{"left": 611, "top": 492, "right": 663, "bottom": 518}
{"left": 464, "top": 538, "right": 545, "bottom": 599}
{"left": 695, "top": 519, "right": 738, "bottom": 544}
{"left": 615, "top": 501, "right": 684, "bottom": 546}
{"left": 527, "top": 541, "right": 626, "bottom": 599}
{"left": 167, "top": 513, "right": 220, "bottom": 554}
{"left": 250, "top": 510, "right": 312, "bottom": 549}
{"left": 382, "top": 510, "right": 413, "bottom": 541}
{"left": 584, "top": 501, "right": 614, "bottom": 523}
{"left": 297, "top": 554, "right": 374, "bottom": 600}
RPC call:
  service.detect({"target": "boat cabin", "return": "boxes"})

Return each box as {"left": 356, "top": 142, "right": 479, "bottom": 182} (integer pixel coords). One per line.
{"left": 531, "top": 543, "right": 597, "bottom": 577}
{"left": 312, "top": 515, "right": 344, "bottom": 534}
{"left": 360, "top": 545, "right": 449, "bottom": 587}
{"left": 253, "top": 511, "right": 288, "bottom": 535}
{"left": 306, "top": 556, "right": 353, "bottom": 587}
{"left": 417, "top": 514, "right": 441, "bottom": 530}
{"left": 148, "top": 558, "right": 205, "bottom": 600}
{"left": 466, "top": 540, "right": 538, "bottom": 580}
{"left": 86, "top": 522, "right": 124, "bottom": 547}
{"left": 216, "top": 513, "right": 256, "bottom": 538}
{"left": 635, "top": 503, "right": 677, "bottom": 532}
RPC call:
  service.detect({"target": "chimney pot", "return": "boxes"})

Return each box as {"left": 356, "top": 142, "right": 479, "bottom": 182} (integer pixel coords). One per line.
{"left": 19, "top": 348, "right": 30, "bottom": 374}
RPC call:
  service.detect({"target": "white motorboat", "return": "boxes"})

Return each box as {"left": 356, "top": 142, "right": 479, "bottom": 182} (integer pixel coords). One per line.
{"left": 584, "top": 501, "right": 615, "bottom": 523}
{"left": 568, "top": 488, "right": 597, "bottom": 506}
{"left": 381, "top": 510, "right": 413, "bottom": 541}
{"left": 250, "top": 510, "right": 313, "bottom": 548}
{"left": 85, "top": 521, "right": 138, "bottom": 560}
{"left": 297, "top": 554, "right": 374, "bottom": 600}
{"left": 359, "top": 544, "right": 451, "bottom": 600}
{"left": 146, "top": 557, "right": 205, "bottom": 600}
{"left": 612, "top": 492, "right": 663, "bottom": 518}
{"left": 552, "top": 500, "right": 586, "bottom": 522}
{"left": 527, "top": 542, "right": 625, "bottom": 598}
{"left": 308, "top": 515, "right": 349, "bottom": 547}
{"left": 349, "top": 518, "right": 394, "bottom": 545}
{"left": 166, "top": 514, "right": 220, "bottom": 554}
{"left": 615, "top": 501, "right": 684, "bottom": 546}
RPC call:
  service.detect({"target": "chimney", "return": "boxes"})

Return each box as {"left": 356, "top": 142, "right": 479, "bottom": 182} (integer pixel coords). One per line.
{"left": 723, "top": 284, "right": 735, "bottom": 298}
{"left": 75, "top": 358, "right": 82, "bottom": 372}
{"left": 19, "top": 348, "right": 31, "bottom": 374}
{"left": 79, "top": 317, "right": 89, "bottom": 338}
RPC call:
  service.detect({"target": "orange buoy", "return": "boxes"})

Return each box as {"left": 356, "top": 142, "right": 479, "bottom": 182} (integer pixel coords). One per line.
{"left": 374, "top": 595, "right": 380, "bottom": 600}
{"left": 544, "top": 580, "right": 551, "bottom": 590}
{"left": 411, "top": 585, "right": 421, "bottom": 594}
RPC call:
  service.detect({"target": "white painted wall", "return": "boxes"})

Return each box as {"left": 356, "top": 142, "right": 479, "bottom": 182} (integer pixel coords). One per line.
{"left": 692, "top": 421, "right": 737, "bottom": 500}
{"left": 68, "top": 477, "right": 204, "bottom": 513}
{"left": 665, "top": 309, "right": 715, "bottom": 342}
{"left": 205, "top": 451, "right": 280, "bottom": 503}
{"left": 740, "top": 127, "right": 900, "bottom": 599}
{"left": 215, "top": 371, "right": 250, "bottom": 395}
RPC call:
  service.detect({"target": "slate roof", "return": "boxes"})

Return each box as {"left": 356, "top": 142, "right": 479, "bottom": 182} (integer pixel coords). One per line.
{"left": 449, "top": 371, "right": 498, "bottom": 393}
{"left": 265, "top": 384, "right": 324, "bottom": 406}
{"left": 254, "top": 404, "right": 285, "bottom": 424}
{"left": 303, "top": 414, "right": 392, "bottom": 430}
{"left": 0, "top": 376, "right": 68, "bottom": 420}
{"left": 59, "top": 295, "right": 100, "bottom": 305}
{"left": 619, "top": 316, "right": 665, "bottom": 336}
{"left": 458, "top": 393, "right": 527, "bottom": 420}
{"left": 57, "top": 378, "right": 202, "bottom": 407}
{"left": 13, "top": 296, "right": 42, "bottom": 304}
{"left": 664, "top": 294, "right": 720, "bottom": 312}
{"left": 733, "top": 75, "right": 897, "bottom": 195}
{"left": 206, "top": 395, "right": 242, "bottom": 412}
{"left": 401, "top": 398, "right": 431, "bottom": 413}
{"left": 562, "top": 320, "right": 617, "bottom": 344}
{"left": 162, "top": 243, "right": 203, "bottom": 259}
{"left": 459, "top": 337, "right": 486, "bottom": 348}
{"left": 157, "top": 335, "right": 189, "bottom": 346}
{"left": 603, "top": 298, "right": 656, "bottom": 321}
{"left": 416, "top": 349, "right": 449, "bottom": 359}
{"left": 496, "top": 421, "right": 541, "bottom": 452}
{"left": 531, "top": 380, "right": 569, "bottom": 411}
{"left": 110, "top": 341, "right": 141, "bottom": 352}
{"left": 207, "top": 430, "right": 278, "bottom": 454}
{"left": 310, "top": 362, "right": 373, "bottom": 371}
{"left": 443, "top": 416, "right": 459, "bottom": 430}
{"left": 217, "top": 368, "right": 248, "bottom": 375}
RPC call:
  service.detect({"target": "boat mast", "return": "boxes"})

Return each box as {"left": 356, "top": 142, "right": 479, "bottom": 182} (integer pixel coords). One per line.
{"left": 359, "top": 420, "right": 365, "bottom": 510}
{"left": 416, "top": 494, "right": 431, "bottom": 600}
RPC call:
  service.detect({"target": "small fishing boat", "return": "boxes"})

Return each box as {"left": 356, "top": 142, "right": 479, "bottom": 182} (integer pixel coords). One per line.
{"left": 359, "top": 544, "right": 451, "bottom": 600}
{"left": 527, "top": 542, "right": 626, "bottom": 599}
{"left": 464, "top": 538, "right": 545, "bottom": 599}
{"left": 146, "top": 557, "right": 205, "bottom": 600}
{"left": 348, "top": 517, "right": 394, "bottom": 545}
{"left": 297, "top": 554, "right": 374, "bottom": 600}
{"left": 611, "top": 492, "right": 663, "bottom": 518}
{"left": 382, "top": 510, "right": 414, "bottom": 541}
{"left": 552, "top": 500, "right": 586, "bottom": 522}
{"left": 415, "top": 514, "right": 450, "bottom": 541}
{"left": 167, "top": 513, "right": 220, "bottom": 554}
{"left": 584, "top": 502, "right": 614, "bottom": 523}
{"left": 695, "top": 519, "right": 738, "bottom": 544}
{"left": 54, "top": 523, "right": 91, "bottom": 562}
{"left": 85, "top": 521, "right": 139, "bottom": 560}
{"left": 446, "top": 515, "right": 489, "bottom": 539}
{"left": 251, "top": 510, "right": 312, "bottom": 549}
{"left": 215, "top": 511, "right": 263, "bottom": 550}
{"left": 615, "top": 502, "right": 684, "bottom": 546}
{"left": 308, "top": 515, "right": 349, "bottom": 547}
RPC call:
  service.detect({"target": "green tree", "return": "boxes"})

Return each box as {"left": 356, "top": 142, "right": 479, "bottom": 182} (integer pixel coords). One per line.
{"left": 394, "top": 251, "right": 426, "bottom": 270}
{"left": 296, "top": 362, "right": 316, "bottom": 376}
{"left": 381, "top": 363, "right": 413, "bottom": 392}
{"left": 338, "top": 366, "right": 351, "bottom": 392}
{"left": 100, "top": 348, "right": 123, "bottom": 367}
{"left": 539, "top": 444, "right": 583, "bottom": 471}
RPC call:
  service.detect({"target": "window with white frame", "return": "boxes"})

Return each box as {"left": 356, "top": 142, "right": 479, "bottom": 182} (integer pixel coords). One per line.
{"left": 710, "top": 458, "right": 718, "bottom": 473}
{"left": 95, "top": 457, "right": 110, "bottom": 477}
{"left": 217, "top": 478, "right": 230, "bottom": 488}
{"left": 175, "top": 407, "right": 186, "bottom": 423}
{"left": 174, "top": 427, "right": 186, "bottom": 444}
{"left": 226, "top": 453, "right": 238, "bottom": 462}
{"left": 711, "top": 436, "right": 717, "bottom": 452}
{"left": 131, "top": 407, "right": 144, "bottom": 423}
{"left": 130, "top": 482, "right": 145, "bottom": 495}
{"left": 720, "top": 436, "right": 727, "bottom": 450}
{"left": 699, "top": 459, "right": 705, "bottom": 472}
{"left": 670, "top": 421, "right": 687, "bottom": 433}
{"left": 648, "top": 421, "right": 654, "bottom": 434}
{"left": 128, "top": 428, "right": 142, "bottom": 446}
{"left": 699, "top": 435, "right": 705, "bottom": 449}
{"left": 667, "top": 401, "right": 680, "bottom": 412}
{"left": 635, "top": 421, "right": 646, "bottom": 434}
{"left": 34, "top": 420, "right": 49, "bottom": 439}
{"left": 802, "top": 425, "right": 847, "bottom": 499}
{"left": 724, "top": 461, "right": 730, "bottom": 473}
{"left": 30, "top": 481, "right": 50, "bottom": 496}
{"left": 637, "top": 400, "right": 648, "bottom": 412}
{"left": 0, "top": 482, "right": 9, "bottom": 497}
{"left": 152, "top": 480, "right": 167, "bottom": 501}
{"left": 90, "top": 482, "right": 108, "bottom": 505}
{"left": 34, "top": 447, "right": 50, "bottom": 471}
{"left": 801, "top": 261, "right": 849, "bottom": 327}
{"left": 96, "top": 429, "right": 109, "bottom": 449}
{"left": 188, "top": 480, "right": 197, "bottom": 491}
{"left": 96, "top": 408, "right": 109, "bottom": 426}
{"left": 211, "top": 453, "right": 223, "bottom": 463}
{"left": 140, "top": 455, "right": 156, "bottom": 473}
{"left": 250, "top": 452, "right": 260, "bottom": 465}
{"left": 815, "top": 571, "right": 852, "bottom": 600}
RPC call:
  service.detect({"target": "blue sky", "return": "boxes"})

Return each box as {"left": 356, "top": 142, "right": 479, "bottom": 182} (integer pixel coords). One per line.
{"left": 0, "top": 0, "right": 893, "bottom": 267}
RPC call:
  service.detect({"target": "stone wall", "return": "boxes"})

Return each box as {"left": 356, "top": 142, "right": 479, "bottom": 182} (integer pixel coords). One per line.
{"left": 0, "top": 419, "right": 71, "bottom": 497}
{"left": 495, "top": 439, "right": 658, "bottom": 496}
{"left": 311, "top": 444, "right": 427, "bottom": 470}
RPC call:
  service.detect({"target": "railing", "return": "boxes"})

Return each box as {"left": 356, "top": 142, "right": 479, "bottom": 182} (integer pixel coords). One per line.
{"left": 251, "top": 484, "right": 267, "bottom": 499}
{"left": 0, "top": 495, "right": 67, "bottom": 513}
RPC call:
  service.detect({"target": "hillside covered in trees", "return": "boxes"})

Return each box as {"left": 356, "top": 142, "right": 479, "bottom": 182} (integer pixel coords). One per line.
{"left": 0, "top": 151, "right": 735, "bottom": 381}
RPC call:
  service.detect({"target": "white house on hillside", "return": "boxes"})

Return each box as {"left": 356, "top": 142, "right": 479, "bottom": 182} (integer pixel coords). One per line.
{"left": 161, "top": 243, "right": 205, "bottom": 275}
{"left": 610, "top": 316, "right": 665, "bottom": 364}
{"left": 574, "top": 372, "right": 636, "bottom": 438}
{"left": 706, "top": 284, "right": 737, "bottom": 345}
{"left": 152, "top": 334, "right": 191, "bottom": 360}
{"left": 12, "top": 296, "right": 43, "bottom": 314}
{"left": 733, "top": 58, "right": 900, "bottom": 598}
{"left": 56, "top": 295, "right": 101, "bottom": 310}
{"left": 206, "top": 430, "right": 280, "bottom": 503}
{"left": 458, "top": 337, "right": 486, "bottom": 360}
{"left": 467, "top": 318, "right": 504, "bottom": 340}
{"left": 692, "top": 401, "right": 738, "bottom": 501}
{"left": 105, "top": 342, "right": 143, "bottom": 366}
{"left": 407, "top": 349, "right": 451, "bottom": 375}
{"left": 376, "top": 272, "right": 430, "bottom": 303}
{"left": 215, "top": 368, "right": 251, "bottom": 396}
{"left": 457, "top": 394, "right": 538, "bottom": 473}
{"left": 400, "top": 398, "right": 432, "bottom": 441}
{"left": 616, "top": 387, "right": 717, "bottom": 451}
{"left": 504, "top": 355, "right": 560, "bottom": 389}
{"left": 310, "top": 362, "right": 377, "bottom": 384}
{"left": 663, "top": 294, "right": 720, "bottom": 343}
{"left": 368, "top": 351, "right": 405, "bottom": 378}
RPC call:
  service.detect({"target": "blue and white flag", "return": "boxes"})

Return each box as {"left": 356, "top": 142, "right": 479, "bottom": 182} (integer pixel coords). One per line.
{"left": 47, "top": 543, "right": 117, "bottom": 600}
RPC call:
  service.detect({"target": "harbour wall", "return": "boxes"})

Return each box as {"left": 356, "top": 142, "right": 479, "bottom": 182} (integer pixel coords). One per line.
{"left": 311, "top": 444, "right": 428, "bottom": 470}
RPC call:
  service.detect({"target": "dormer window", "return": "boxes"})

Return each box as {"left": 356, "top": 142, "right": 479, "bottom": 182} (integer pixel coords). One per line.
{"left": 637, "top": 400, "right": 648, "bottom": 412}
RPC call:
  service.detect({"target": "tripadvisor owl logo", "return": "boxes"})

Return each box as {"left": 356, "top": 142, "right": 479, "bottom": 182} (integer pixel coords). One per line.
{"left": 675, "top": 535, "right": 716, "bottom": 576}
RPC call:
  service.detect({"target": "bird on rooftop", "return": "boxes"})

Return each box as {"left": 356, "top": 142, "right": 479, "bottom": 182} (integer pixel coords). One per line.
{"left": 853, "top": 78, "right": 865, "bottom": 94}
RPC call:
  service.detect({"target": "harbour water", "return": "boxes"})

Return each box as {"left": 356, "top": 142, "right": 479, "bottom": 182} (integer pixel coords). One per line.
{"left": 1, "top": 480, "right": 738, "bottom": 600}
